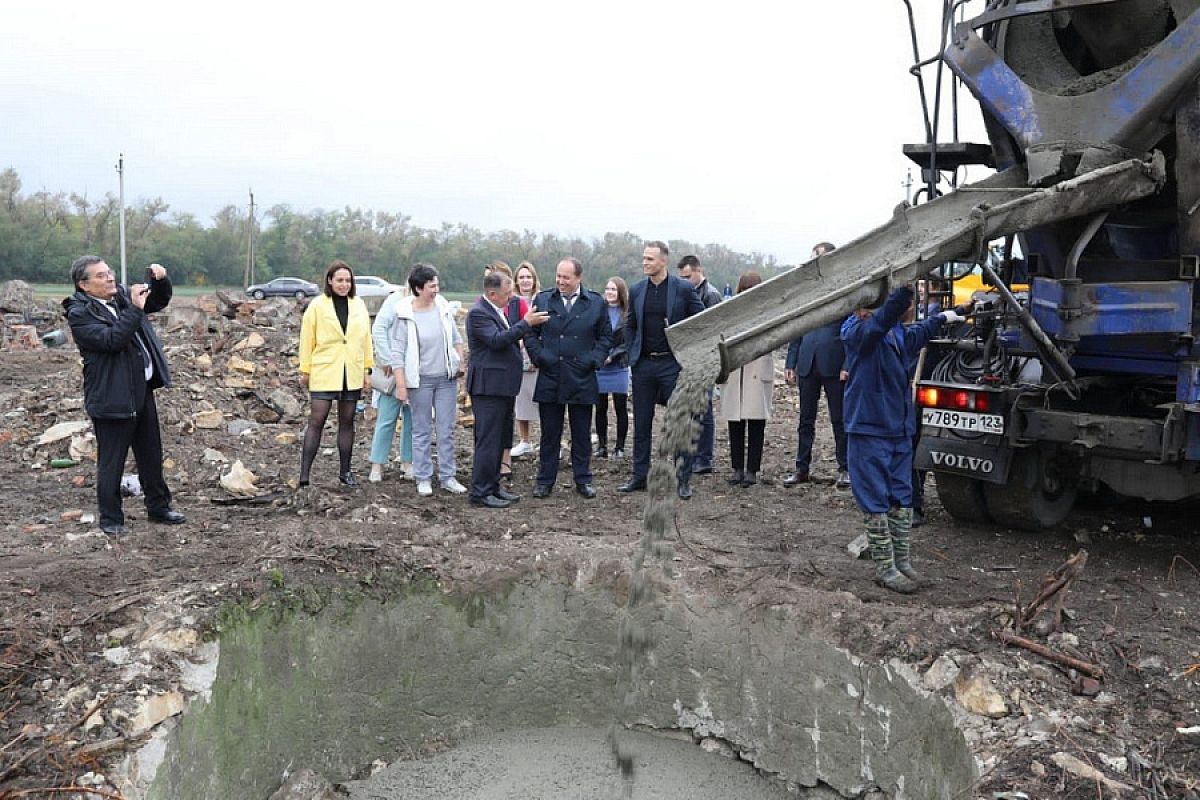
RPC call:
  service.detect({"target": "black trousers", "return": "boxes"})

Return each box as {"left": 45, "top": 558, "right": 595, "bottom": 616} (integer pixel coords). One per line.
{"left": 93, "top": 389, "right": 171, "bottom": 527}
{"left": 537, "top": 402, "right": 594, "bottom": 486}
{"left": 470, "top": 394, "right": 513, "bottom": 500}
{"left": 728, "top": 419, "right": 766, "bottom": 473}
{"left": 594, "top": 392, "right": 628, "bottom": 450}
{"left": 795, "top": 372, "right": 847, "bottom": 472}
{"left": 630, "top": 357, "right": 693, "bottom": 483}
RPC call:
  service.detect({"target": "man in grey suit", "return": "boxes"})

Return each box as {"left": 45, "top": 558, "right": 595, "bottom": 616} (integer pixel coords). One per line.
{"left": 784, "top": 242, "right": 850, "bottom": 488}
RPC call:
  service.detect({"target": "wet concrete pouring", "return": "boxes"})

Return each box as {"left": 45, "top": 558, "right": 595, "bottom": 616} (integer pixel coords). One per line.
{"left": 3, "top": 296, "right": 1200, "bottom": 798}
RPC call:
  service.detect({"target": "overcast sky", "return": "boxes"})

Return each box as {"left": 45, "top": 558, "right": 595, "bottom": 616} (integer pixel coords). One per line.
{"left": 3, "top": 2, "right": 990, "bottom": 265}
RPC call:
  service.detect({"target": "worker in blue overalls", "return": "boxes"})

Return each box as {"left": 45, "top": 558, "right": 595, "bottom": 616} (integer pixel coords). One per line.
{"left": 841, "top": 284, "right": 963, "bottom": 593}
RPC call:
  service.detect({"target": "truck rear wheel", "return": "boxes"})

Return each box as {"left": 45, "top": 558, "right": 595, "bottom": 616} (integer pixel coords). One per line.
{"left": 982, "top": 448, "right": 1077, "bottom": 530}
{"left": 934, "top": 472, "right": 992, "bottom": 523}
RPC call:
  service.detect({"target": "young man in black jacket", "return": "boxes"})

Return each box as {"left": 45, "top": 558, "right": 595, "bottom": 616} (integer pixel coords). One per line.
{"left": 64, "top": 256, "right": 185, "bottom": 535}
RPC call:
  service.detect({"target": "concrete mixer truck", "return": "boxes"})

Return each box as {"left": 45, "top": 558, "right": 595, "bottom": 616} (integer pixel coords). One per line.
{"left": 668, "top": 0, "right": 1200, "bottom": 530}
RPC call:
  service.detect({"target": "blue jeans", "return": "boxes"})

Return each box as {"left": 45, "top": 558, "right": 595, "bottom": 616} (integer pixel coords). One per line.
{"left": 410, "top": 374, "right": 458, "bottom": 482}
{"left": 369, "top": 391, "right": 413, "bottom": 465}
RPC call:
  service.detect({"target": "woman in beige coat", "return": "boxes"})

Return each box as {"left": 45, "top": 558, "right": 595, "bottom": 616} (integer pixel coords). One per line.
{"left": 720, "top": 272, "right": 773, "bottom": 487}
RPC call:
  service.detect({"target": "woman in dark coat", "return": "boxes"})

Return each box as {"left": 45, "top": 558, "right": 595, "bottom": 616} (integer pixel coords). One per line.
{"left": 594, "top": 276, "right": 630, "bottom": 459}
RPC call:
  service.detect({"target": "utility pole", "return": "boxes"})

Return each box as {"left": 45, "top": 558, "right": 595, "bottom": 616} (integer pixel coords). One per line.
{"left": 244, "top": 188, "right": 256, "bottom": 288}
{"left": 116, "top": 154, "right": 127, "bottom": 286}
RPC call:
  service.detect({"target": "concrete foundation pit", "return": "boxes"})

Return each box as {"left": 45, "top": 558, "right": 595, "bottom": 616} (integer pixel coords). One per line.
{"left": 144, "top": 576, "right": 977, "bottom": 799}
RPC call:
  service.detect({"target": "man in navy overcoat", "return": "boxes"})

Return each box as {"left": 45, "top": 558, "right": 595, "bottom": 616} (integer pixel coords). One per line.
{"left": 525, "top": 257, "right": 612, "bottom": 498}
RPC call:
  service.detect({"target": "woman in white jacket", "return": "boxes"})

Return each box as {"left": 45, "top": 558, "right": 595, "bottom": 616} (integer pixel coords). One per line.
{"left": 720, "top": 272, "right": 774, "bottom": 487}
{"left": 388, "top": 264, "right": 466, "bottom": 497}
{"left": 368, "top": 289, "right": 414, "bottom": 483}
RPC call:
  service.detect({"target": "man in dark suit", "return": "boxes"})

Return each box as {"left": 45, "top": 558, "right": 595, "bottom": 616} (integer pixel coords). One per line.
{"left": 525, "top": 257, "right": 612, "bottom": 499}
{"left": 466, "top": 272, "right": 549, "bottom": 508}
{"left": 63, "top": 256, "right": 186, "bottom": 535}
{"left": 617, "top": 240, "right": 706, "bottom": 499}
{"left": 784, "top": 242, "right": 850, "bottom": 488}
{"left": 676, "top": 254, "right": 722, "bottom": 475}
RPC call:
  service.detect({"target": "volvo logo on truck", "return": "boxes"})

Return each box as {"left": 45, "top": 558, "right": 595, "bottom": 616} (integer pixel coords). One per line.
{"left": 929, "top": 451, "right": 995, "bottom": 475}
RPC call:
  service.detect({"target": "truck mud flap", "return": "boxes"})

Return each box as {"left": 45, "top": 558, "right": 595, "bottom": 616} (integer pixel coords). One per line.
{"left": 916, "top": 437, "right": 1012, "bottom": 485}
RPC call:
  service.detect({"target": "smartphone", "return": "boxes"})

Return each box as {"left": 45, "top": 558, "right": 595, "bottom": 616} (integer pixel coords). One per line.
{"left": 144, "top": 267, "right": 156, "bottom": 283}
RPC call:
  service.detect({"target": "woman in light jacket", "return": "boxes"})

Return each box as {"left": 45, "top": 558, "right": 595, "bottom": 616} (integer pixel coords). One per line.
{"left": 511, "top": 260, "right": 541, "bottom": 459}
{"left": 368, "top": 287, "right": 415, "bottom": 483}
{"left": 298, "top": 260, "right": 374, "bottom": 487}
{"left": 388, "top": 263, "right": 466, "bottom": 497}
{"left": 720, "top": 271, "right": 773, "bottom": 487}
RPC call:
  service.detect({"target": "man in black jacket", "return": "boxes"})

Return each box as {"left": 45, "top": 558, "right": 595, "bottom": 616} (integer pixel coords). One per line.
{"left": 617, "top": 241, "right": 706, "bottom": 499}
{"left": 676, "top": 254, "right": 721, "bottom": 475}
{"left": 525, "top": 258, "right": 612, "bottom": 498}
{"left": 63, "top": 256, "right": 185, "bottom": 535}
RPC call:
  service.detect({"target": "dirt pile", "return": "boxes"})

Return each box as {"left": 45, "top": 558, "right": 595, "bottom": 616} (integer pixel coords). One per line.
{"left": 1, "top": 297, "right": 1200, "bottom": 798}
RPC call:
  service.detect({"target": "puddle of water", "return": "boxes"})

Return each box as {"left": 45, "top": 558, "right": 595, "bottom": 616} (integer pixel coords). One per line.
{"left": 345, "top": 726, "right": 792, "bottom": 799}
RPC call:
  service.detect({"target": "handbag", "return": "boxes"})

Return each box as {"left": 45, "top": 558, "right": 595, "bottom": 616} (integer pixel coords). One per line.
{"left": 369, "top": 369, "right": 397, "bottom": 395}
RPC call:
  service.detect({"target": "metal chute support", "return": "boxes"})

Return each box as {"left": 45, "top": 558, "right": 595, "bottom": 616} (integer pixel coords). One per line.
{"left": 667, "top": 155, "right": 1164, "bottom": 383}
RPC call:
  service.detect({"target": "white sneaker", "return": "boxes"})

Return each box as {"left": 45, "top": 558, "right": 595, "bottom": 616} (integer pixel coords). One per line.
{"left": 416, "top": 480, "right": 433, "bottom": 497}
{"left": 399, "top": 462, "right": 414, "bottom": 481}
{"left": 441, "top": 477, "right": 467, "bottom": 494}
{"left": 511, "top": 440, "right": 534, "bottom": 458}
{"left": 368, "top": 464, "right": 384, "bottom": 483}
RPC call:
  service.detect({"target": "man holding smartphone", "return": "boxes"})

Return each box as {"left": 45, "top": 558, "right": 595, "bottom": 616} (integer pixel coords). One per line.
{"left": 64, "top": 256, "right": 185, "bottom": 535}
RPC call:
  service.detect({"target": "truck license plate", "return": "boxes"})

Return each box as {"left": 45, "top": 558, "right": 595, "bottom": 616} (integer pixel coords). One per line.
{"left": 921, "top": 408, "right": 1004, "bottom": 434}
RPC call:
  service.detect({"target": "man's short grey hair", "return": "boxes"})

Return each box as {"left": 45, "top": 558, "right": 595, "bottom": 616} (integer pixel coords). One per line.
{"left": 644, "top": 240, "right": 669, "bottom": 257}
{"left": 483, "top": 271, "right": 512, "bottom": 294}
{"left": 70, "top": 255, "right": 105, "bottom": 289}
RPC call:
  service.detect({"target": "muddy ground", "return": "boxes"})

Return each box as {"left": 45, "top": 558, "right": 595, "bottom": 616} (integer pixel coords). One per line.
{"left": 2, "top": 301, "right": 1200, "bottom": 799}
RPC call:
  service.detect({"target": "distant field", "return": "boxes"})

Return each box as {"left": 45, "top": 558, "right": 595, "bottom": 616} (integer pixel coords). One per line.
{"left": 33, "top": 284, "right": 480, "bottom": 304}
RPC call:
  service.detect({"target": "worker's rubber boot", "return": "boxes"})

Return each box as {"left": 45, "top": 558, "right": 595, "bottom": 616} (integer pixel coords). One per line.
{"left": 867, "top": 512, "right": 916, "bottom": 594}
{"left": 888, "top": 506, "right": 922, "bottom": 586}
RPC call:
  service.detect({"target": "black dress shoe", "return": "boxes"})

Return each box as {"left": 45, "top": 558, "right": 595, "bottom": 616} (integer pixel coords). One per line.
{"left": 339, "top": 472, "right": 358, "bottom": 487}
{"left": 470, "top": 494, "right": 512, "bottom": 509}
{"left": 533, "top": 484, "right": 553, "bottom": 498}
{"left": 101, "top": 523, "right": 129, "bottom": 536}
{"left": 738, "top": 472, "right": 758, "bottom": 487}
{"left": 575, "top": 483, "right": 596, "bottom": 499}
{"left": 495, "top": 487, "right": 521, "bottom": 502}
{"left": 782, "top": 472, "right": 810, "bottom": 487}
{"left": 726, "top": 469, "right": 745, "bottom": 486}
{"left": 691, "top": 464, "right": 713, "bottom": 475}
{"left": 147, "top": 509, "right": 186, "bottom": 525}
{"left": 617, "top": 478, "right": 647, "bottom": 493}
{"left": 677, "top": 481, "right": 693, "bottom": 500}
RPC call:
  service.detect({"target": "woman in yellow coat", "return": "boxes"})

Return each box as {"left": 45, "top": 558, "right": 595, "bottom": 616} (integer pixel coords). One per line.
{"left": 298, "top": 260, "right": 374, "bottom": 486}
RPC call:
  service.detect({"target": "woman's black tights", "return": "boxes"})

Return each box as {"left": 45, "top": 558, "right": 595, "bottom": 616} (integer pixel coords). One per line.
{"left": 728, "top": 419, "right": 766, "bottom": 472}
{"left": 594, "top": 392, "right": 628, "bottom": 450}
{"left": 299, "top": 397, "right": 357, "bottom": 483}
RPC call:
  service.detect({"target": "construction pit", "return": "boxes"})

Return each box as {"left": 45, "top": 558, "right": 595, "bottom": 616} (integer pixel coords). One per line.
{"left": 143, "top": 575, "right": 974, "bottom": 800}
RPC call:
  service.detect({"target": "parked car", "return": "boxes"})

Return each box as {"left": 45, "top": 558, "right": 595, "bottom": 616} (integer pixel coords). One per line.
{"left": 354, "top": 275, "right": 402, "bottom": 297}
{"left": 246, "top": 277, "right": 319, "bottom": 300}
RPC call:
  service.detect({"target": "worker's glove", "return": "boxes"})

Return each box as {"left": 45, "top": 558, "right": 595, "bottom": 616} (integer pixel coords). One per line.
{"left": 940, "top": 309, "right": 966, "bottom": 324}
